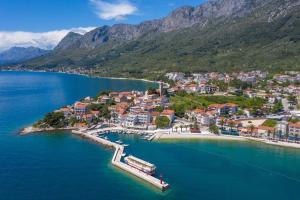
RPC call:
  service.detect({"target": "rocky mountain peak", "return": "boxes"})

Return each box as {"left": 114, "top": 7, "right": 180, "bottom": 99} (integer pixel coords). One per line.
{"left": 54, "top": 0, "right": 300, "bottom": 51}
{"left": 54, "top": 32, "right": 82, "bottom": 51}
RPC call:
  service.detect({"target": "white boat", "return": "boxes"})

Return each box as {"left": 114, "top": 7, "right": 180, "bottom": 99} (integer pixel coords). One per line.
{"left": 141, "top": 135, "right": 150, "bottom": 140}
{"left": 122, "top": 153, "right": 126, "bottom": 157}
{"left": 124, "top": 155, "right": 156, "bottom": 175}
{"left": 123, "top": 144, "right": 129, "bottom": 147}
{"left": 116, "top": 140, "right": 123, "bottom": 144}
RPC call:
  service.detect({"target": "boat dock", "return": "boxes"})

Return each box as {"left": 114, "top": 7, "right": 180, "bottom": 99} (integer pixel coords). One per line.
{"left": 71, "top": 130, "right": 169, "bottom": 191}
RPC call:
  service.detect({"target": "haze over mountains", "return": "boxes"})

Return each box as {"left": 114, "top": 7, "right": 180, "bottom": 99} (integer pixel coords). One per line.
{"left": 7, "top": 0, "right": 300, "bottom": 77}
{"left": 0, "top": 47, "right": 50, "bottom": 65}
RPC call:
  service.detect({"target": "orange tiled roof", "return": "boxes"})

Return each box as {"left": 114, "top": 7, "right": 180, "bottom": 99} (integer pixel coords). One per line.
{"left": 209, "top": 104, "right": 225, "bottom": 109}
{"left": 257, "top": 125, "right": 275, "bottom": 131}
{"left": 74, "top": 102, "right": 87, "bottom": 109}
{"left": 225, "top": 103, "right": 238, "bottom": 107}
{"left": 193, "top": 109, "right": 205, "bottom": 114}
{"left": 161, "top": 109, "right": 175, "bottom": 115}
{"left": 289, "top": 122, "right": 300, "bottom": 129}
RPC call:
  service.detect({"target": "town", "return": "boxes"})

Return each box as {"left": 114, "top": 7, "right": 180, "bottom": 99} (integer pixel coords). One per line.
{"left": 32, "top": 70, "right": 300, "bottom": 148}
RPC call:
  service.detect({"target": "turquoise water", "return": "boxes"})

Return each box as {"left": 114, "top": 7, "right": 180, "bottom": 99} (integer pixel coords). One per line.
{"left": 1, "top": 71, "right": 300, "bottom": 200}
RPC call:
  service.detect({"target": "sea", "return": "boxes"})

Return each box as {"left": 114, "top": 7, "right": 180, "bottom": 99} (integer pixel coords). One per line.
{"left": 0, "top": 71, "right": 300, "bottom": 200}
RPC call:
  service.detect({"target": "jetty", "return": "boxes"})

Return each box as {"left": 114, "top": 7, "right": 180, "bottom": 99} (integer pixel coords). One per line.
{"left": 71, "top": 129, "right": 169, "bottom": 191}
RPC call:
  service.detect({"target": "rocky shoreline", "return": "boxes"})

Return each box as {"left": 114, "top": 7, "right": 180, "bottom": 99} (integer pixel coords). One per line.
{"left": 20, "top": 126, "right": 76, "bottom": 135}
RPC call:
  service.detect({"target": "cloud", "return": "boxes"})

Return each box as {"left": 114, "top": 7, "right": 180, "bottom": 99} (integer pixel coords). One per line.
{"left": 90, "top": 0, "right": 137, "bottom": 20}
{"left": 0, "top": 27, "right": 95, "bottom": 52}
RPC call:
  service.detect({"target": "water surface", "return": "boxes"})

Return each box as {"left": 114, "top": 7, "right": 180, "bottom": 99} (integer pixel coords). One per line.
{"left": 0, "top": 71, "right": 299, "bottom": 200}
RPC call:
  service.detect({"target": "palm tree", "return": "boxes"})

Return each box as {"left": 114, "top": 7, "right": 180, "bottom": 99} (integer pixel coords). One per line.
{"left": 228, "top": 121, "right": 235, "bottom": 133}
{"left": 220, "top": 119, "right": 225, "bottom": 130}
{"left": 272, "top": 131, "right": 276, "bottom": 140}
{"left": 295, "top": 134, "right": 299, "bottom": 143}
{"left": 267, "top": 130, "right": 271, "bottom": 140}
{"left": 112, "top": 112, "right": 117, "bottom": 123}
{"left": 284, "top": 132, "right": 289, "bottom": 142}
{"left": 248, "top": 124, "right": 255, "bottom": 137}
{"left": 185, "top": 125, "right": 188, "bottom": 132}
{"left": 180, "top": 125, "right": 183, "bottom": 132}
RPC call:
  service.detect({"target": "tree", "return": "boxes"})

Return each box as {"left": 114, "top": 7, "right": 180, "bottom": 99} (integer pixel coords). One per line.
{"left": 288, "top": 118, "right": 299, "bottom": 123}
{"left": 272, "top": 99, "right": 283, "bottom": 113}
{"left": 228, "top": 121, "right": 235, "bottom": 132}
{"left": 219, "top": 119, "right": 225, "bottom": 130}
{"left": 248, "top": 124, "right": 255, "bottom": 137}
{"left": 288, "top": 95, "right": 297, "bottom": 104}
{"left": 272, "top": 131, "right": 276, "bottom": 140}
{"left": 43, "top": 112, "right": 66, "bottom": 128}
{"left": 209, "top": 125, "right": 219, "bottom": 135}
{"left": 94, "top": 90, "right": 111, "bottom": 100}
{"left": 69, "top": 117, "right": 79, "bottom": 126}
{"left": 155, "top": 116, "right": 170, "bottom": 128}
{"left": 154, "top": 106, "right": 164, "bottom": 112}
{"left": 262, "top": 119, "right": 277, "bottom": 127}
{"left": 111, "top": 112, "right": 118, "bottom": 123}
{"left": 267, "top": 130, "right": 271, "bottom": 140}
{"left": 147, "top": 87, "right": 158, "bottom": 95}
{"left": 284, "top": 132, "right": 289, "bottom": 141}
{"left": 180, "top": 125, "right": 183, "bottom": 132}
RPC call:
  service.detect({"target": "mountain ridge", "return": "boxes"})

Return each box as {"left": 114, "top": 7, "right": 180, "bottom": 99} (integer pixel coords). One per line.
{"left": 0, "top": 47, "right": 51, "bottom": 65}
{"left": 20, "top": 0, "right": 300, "bottom": 78}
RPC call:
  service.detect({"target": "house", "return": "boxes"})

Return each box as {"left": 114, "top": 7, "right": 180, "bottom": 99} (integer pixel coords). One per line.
{"left": 137, "top": 112, "right": 151, "bottom": 125}
{"left": 123, "top": 114, "right": 138, "bottom": 127}
{"left": 161, "top": 109, "right": 175, "bottom": 122}
{"left": 90, "top": 110, "right": 100, "bottom": 117}
{"left": 57, "top": 107, "right": 72, "bottom": 117}
{"left": 257, "top": 126, "right": 275, "bottom": 138}
{"left": 150, "top": 111, "right": 160, "bottom": 123}
{"left": 97, "top": 95, "right": 111, "bottom": 104}
{"left": 199, "top": 84, "right": 218, "bottom": 94}
{"left": 288, "top": 122, "right": 300, "bottom": 136}
{"left": 109, "top": 92, "right": 120, "bottom": 98}
{"left": 208, "top": 103, "right": 238, "bottom": 115}
{"left": 74, "top": 102, "right": 88, "bottom": 114}
{"left": 82, "top": 114, "right": 93, "bottom": 123}
{"left": 122, "top": 112, "right": 151, "bottom": 127}
{"left": 184, "top": 83, "right": 199, "bottom": 93}
{"left": 114, "top": 95, "right": 128, "bottom": 103}
{"left": 188, "top": 109, "right": 215, "bottom": 126}
{"left": 165, "top": 72, "right": 185, "bottom": 81}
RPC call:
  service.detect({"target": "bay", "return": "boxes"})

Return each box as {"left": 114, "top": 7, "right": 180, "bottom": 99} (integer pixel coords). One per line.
{"left": 0, "top": 71, "right": 299, "bottom": 200}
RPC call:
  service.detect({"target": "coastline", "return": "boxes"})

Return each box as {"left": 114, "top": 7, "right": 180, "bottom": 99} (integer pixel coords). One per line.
{"left": 0, "top": 69, "right": 160, "bottom": 85}
{"left": 11, "top": 69, "right": 300, "bottom": 150}
{"left": 156, "top": 133, "right": 300, "bottom": 149}
{"left": 20, "top": 124, "right": 300, "bottom": 149}
{"left": 20, "top": 126, "right": 76, "bottom": 135}
{"left": 156, "top": 133, "right": 246, "bottom": 141}
{"left": 244, "top": 137, "right": 300, "bottom": 149}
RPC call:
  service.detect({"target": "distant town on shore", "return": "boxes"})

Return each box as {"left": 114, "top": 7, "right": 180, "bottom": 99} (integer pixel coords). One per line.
{"left": 23, "top": 70, "right": 300, "bottom": 149}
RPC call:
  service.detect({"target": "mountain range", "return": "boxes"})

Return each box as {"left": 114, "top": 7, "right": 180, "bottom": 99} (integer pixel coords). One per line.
{"left": 13, "top": 0, "right": 300, "bottom": 78}
{"left": 0, "top": 47, "right": 50, "bottom": 65}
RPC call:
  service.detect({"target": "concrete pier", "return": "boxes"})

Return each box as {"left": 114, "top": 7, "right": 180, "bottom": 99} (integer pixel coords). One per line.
{"left": 71, "top": 130, "right": 169, "bottom": 191}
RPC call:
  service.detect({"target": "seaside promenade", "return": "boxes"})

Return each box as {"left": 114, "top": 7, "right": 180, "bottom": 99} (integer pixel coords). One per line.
{"left": 71, "top": 129, "right": 169, "bottom": 191}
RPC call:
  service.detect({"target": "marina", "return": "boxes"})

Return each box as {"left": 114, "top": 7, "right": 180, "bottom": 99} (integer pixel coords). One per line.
{"left": 71, "top": 129, "right": 169, "bottom": 191}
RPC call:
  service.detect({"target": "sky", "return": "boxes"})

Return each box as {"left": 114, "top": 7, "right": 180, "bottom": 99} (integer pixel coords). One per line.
{"left": 0, "top": 0, "right": 206, "bottom": 52}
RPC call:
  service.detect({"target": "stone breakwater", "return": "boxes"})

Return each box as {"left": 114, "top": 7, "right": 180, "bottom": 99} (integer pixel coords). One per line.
{"left": 71, "top": 130, "right": 169, "bottom": 191}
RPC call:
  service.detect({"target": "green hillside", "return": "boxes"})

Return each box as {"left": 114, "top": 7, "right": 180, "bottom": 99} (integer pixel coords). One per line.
{"left": 23, "top": 0, "right": 300, "bottom": 79}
